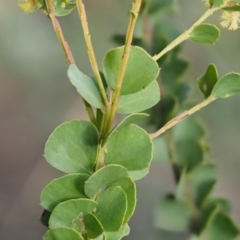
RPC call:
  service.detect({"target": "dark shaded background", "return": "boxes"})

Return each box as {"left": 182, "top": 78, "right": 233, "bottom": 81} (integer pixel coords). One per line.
{"left": 0, "top": 0, "right": 240, "bottom": 239}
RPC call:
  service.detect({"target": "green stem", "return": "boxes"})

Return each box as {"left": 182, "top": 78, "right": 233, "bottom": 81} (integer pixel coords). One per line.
{"left": 150, "top": 96, "right": 216, "bottom": 139}
{"left": 95, "top": 145, "right": 106, "bottom": 171}
{"left": 75, "top": 0, "right": 109, "bottom": 107}
{"left": 45, "top": 0, "right": 96, "bottom": 125}
{"left": 101, "top": 0, "right": 142, "bottom": 138}
{"left": 152, "top": 7, "right": 220, "bottom": 61}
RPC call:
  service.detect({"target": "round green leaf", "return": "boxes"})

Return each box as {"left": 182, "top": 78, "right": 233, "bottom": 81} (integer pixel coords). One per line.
{"left": 43, "top": 227, "right": 84, "bottom": 240}
{"left": 114, "top": 113, "right": 148, "bottom": 132}
{"left": 128, "top": 168, "right": 149, "bottom": 181}
{"left": 68, "top": 64, "right": 104, "bottom": 108}
{"left": 153, "top": 137, "right": 170, "bottom": 164}
{"left": 44, "top": 120, "right": 99, "bottom": 174}
{"left": 189, "top": 24, "right": 220, "bottom": 45}
{"left": 105, "top": 124, "right": 153, "bottom": 173}
{"left": 104, "top": 224, "right": 130, "bottom": 240}
{"left": 175, "top": 140, "right": 204, "bottom": 171}
{"left": 188, "top": 163, "right": 216, "bottom": 206}
{"left": 154, "top": 195, "right": 189, "bottom": 232}
{"left": 103, "top": 46, "right": 160, "bottom": 95}
{"left": 147, "top": 0, "right": 174, "bottom": 14}
{"left": 84, "top": 214, "right": 103, "bottom": 239}
{"left": 94, "top": 186, "right": 127, "bottom": 232}
{"left": 117, "top": 80, "right": 160, "bottom": 114}
{"left": 49, "top": 199, "right": 98, "bottom": 232}
{"left": 197, "top": 64, "right": 218, "bottom": 98}
{"left": 107, "top": 113, "right": 149, "bottom": 141}
{"left": 40, "top": 173, "right": 89, "bottom": 211}
{"left": 200, "top": 211, "right": 239, "bottom": 240}
{"left": 84, "top": 165, "right": 129, "bottom": 199}
{"left": 211, "top": 73, "right": 240, "bottom": 98}
{"left": 173, "top": 116, "right": 205, "bottom": 141}
{"left": 111, "top": 178, "right": 136, "bottom": 224}
{"left": 200, "top": 198, "right": 231, "bottom": 230}
{"left": 213, "top": 0, "right": 224, "bottom": 7}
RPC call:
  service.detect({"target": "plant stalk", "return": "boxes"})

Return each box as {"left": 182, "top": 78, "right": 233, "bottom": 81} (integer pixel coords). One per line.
{"left": 150, "top": 96, "right": 216, "bottom": 139}
{"left": 152, "top": 7, "right": 220, "bottom": 61}
{"left": 45, "top": 0, "right": 97, "bottom": 126}
{"left": 101, "top": 0, "right": 142, "bottom": 138}
{"left": 75, "top": 0, "right": 109, "bottom": 107}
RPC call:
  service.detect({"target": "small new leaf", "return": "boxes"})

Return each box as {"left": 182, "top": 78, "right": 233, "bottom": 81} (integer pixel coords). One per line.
{"left": 197, "top": 64, "right": 218, "bottom": 98}
{"left": 189, "top": 24, "right": 220, "bottom": 45}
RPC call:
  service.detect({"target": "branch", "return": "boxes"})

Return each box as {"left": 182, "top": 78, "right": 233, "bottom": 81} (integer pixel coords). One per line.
{"left": 45, "top": 0, "right": 97, "bottom": 126}
{"left": 75, "top": 0, "right": 109, "bottom": 107}
{"left": 152, "top": 7, "right": 220, "bottom": 61}
{"left": 150, "top": 96, "right": 216, "bottom": 139}
{"left": 102, "top": 0, "right": 142, "bottom": 137}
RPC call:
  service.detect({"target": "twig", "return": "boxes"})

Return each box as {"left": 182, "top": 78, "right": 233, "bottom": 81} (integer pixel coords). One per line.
{"left": 152, "top": 7, "right": 220, "bottom": 61}
{"left": 150, "top": 96, "right": 216, "bottom": 139}
{"left": 102, "top": 0, "right": 142, "bottom": 137}
{"left": 45, "top": 0, "right": 97, "bottom": 126}
{"left": 75, "top": 0, "right": 109, "bottom": 107}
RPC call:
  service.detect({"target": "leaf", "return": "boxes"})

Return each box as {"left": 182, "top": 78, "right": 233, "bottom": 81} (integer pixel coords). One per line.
{"left": 197, "top": 64, "right": 218, "bottom": 98}
{"left": 147, "top": 0, "right": 174, "bottom": 14}
{"left": 68, "top": 64, "right": 104, "bottom": 108}
{"left": 128, "top": 168, "right": 149, "bottom": 181}
{"left": 211, "top": 73, "right": 240, "bottom": 98}
{"left": 173, "top": 116, "right": 205, "bottom": 141}
{"left": 84, "top": 165, "right": 129, "bottom": 199}
{"left": 200, "top": 198, "right": 231, "bottom": 230}
{"left": 213, "top": 0, "right": 224, "bottom": 7}
{"left": 154, "top": 95, "right": 179, "bottom": 128}
{"left": 161, "top": 58, "right": 189, "bottom": 88}
{"left": 95, "top": 186, "right": 127, "bottom": 232}
{"left": 108, "top": 113, "right": 149, "bottom": 138}
{"left": 49, "top": 199, "right": 98, "bottom": 232}
{"left": 222, "top": 6, "right": 240, "bottom": 11}
{"left": 152, "top": 137, "right": 170, "bottom": 163}
{"left": 200, "top": 211, "right": 239, "bottom": 240}
{"left": 117, "top": 80, "right": 160, "bottom": 114}
{"left": 84, "top": 214, "right": 103, "bottom": 239}
{"left": 43, "top": 227, "right": 84, "bottom": 240}
{"left": 105, "top": 124, "right": 153, "bottom": 173}
{"left": 40, "top": 173, "right": 89, "bottom": 211}
{"left": 189, "top": 24, "right": 220, "bottom": 45}
{"left": 112, "top": 34, "right": 143, "bottom": 46}
{"left": 104, "top": 224, "right": 130, "bottom": 240}
{"left": 55, "top": 0, "right": 76, "bottom": 17}
{"left": 188, "top": 163, "right": 216, "bottom": 206}
{"left": 154, "top": 195, "right": 189, "bottom": 232}
{"left": 175, "top": 140, "right": 204, "bottom": 171}
{"left": 111, "top": 178, "right": 136, "bottom": 224}
{"left": 103, "top": 46, "right": 159, "bottom": 95}
{"left": 176, "top": 168, "right": 188, "bottom": 202}
{"left": 44, "top": 120, "right": 99, "bottom": 174}
{"left": 40, "top": 210, "right": 51, "bottom": 227}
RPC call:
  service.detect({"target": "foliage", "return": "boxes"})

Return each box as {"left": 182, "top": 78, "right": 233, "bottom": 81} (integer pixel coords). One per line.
{"left": 19, "top": 0, "right": 240, "bottom": 239}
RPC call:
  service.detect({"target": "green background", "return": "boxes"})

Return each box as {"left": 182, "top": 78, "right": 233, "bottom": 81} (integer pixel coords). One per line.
{"left": 0, "top": 0, "right": 240, "bottom": 239}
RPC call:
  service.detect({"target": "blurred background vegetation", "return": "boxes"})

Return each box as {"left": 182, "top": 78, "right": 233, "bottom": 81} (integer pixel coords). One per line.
{"left": 0, "top": 0, "right": 240, "bottom": 239}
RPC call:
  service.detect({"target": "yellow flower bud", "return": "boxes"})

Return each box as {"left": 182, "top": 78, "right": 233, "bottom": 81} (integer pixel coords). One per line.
{"left": 18, "top": 0, "right": 38, "bottom": 13}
